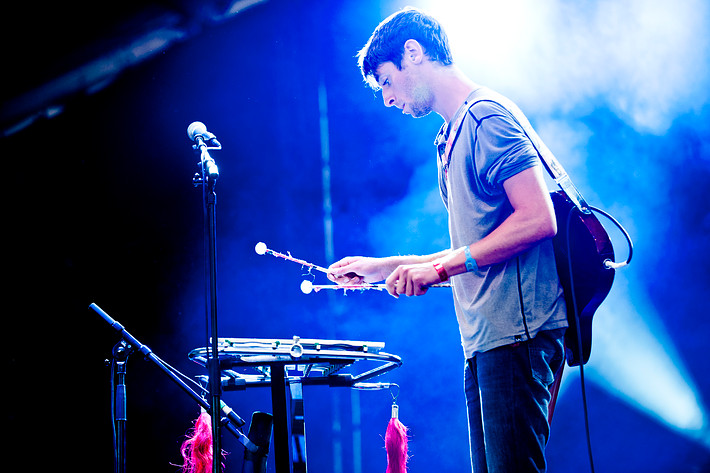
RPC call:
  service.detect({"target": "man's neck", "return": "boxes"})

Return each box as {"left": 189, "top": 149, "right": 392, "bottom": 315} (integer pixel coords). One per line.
{"left": 431, "top": 65, "right": 479, "bottom": 123}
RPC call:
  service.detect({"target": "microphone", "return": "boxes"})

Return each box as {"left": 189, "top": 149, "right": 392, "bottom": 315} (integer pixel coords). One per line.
{"left": 220, "top": 399, "right": 247, "bottom": 427}
{"left": 187, "top": 121, "right": 221, "bottom": 148}
{"left": 242, "top": 412, "right": 273, "bottom": 473}
{"left": 187, "top": 121, "right": 220, "bottom": 179}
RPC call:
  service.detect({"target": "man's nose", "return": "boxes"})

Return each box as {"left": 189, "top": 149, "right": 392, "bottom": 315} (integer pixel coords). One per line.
{"left": 383, "top": 91, "right": 396, "bottom": 107}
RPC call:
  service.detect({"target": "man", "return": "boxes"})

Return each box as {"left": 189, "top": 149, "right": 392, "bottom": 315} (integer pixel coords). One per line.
{"left": 327, "top": 7, "right": 568, "bottom": 473}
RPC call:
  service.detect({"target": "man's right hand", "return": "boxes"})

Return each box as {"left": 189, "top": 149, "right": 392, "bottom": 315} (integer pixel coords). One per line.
{"left": 327, "top": 256, "right": 395, "bottom": 285}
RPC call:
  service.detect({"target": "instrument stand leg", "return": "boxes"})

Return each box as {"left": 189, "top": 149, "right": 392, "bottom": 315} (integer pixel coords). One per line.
{"left": 269, "top": 366, "right": 308, "bottom": 473}
{"left": 270, "top": 364, "right": 293, "bottom": 473}
{"left": 290, "top": 380, "right": 307, "bottom": 473}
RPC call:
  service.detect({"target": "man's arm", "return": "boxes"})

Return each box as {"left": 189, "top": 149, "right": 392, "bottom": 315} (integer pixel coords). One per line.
{"left": 445, "top": 164, "right": 556, "bottom": 270}
{"left": 327, "top": 250, "right": 452, "bottom": 285}
{"left": 385, "top": 165, "right": 556, "bottom": 297}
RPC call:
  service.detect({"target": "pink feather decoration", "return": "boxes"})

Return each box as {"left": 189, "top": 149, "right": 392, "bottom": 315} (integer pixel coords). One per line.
{"left": 180, "top": 410, "right": 215, "bottom": 473}
{"left": 385, "top": 404, "right": 408, "bottom": 473}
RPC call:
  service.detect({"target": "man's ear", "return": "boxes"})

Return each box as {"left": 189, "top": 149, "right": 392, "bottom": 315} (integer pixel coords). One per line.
{"left": 403, "top": 39, "right": 424, "bottom": 65}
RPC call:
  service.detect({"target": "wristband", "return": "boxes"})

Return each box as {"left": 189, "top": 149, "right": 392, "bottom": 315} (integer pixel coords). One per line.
{"left": 464, "top": 246, "right": 478, "bottom": 272}
{"left": 432, "top": 262, "right": 449, "bottom": 282}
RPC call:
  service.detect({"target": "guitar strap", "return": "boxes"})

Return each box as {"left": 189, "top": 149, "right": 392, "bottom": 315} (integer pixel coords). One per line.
{"left": 508, "top": 111, "right": 592, "bottom": 215}
{"left": 442, "top": 91, "right": 591, "bottom": 214}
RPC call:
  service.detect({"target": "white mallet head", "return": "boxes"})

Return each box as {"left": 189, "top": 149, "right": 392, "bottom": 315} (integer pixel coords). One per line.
{"left": 254, "top": 242, "right": 267, "bottom": 255}
{"left": 300, "top": 280, "right": 314, "bottom": 294}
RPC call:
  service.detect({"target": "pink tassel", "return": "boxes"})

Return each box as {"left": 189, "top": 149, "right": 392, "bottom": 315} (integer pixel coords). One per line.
{"left": 385, "top": 404, "right": 408, "bottom": 473}
{"left": 180, "top": 409, "right": 216, "bottom": 473}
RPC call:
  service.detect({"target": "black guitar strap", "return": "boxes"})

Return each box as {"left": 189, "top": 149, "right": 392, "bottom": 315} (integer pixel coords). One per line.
{"left": 466, "top": 90, "right": 592, "bottom": 214}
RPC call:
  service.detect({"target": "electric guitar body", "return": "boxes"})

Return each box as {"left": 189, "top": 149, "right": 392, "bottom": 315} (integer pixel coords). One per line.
{"left": 550, "top": 191, "right": 615, "bottom": 366}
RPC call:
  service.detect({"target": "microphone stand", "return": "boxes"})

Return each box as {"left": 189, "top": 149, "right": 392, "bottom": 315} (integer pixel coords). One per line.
{"left": 90, "top": 304, "right": 258, "bottom": 460}
{"left": 191, "top": 131, "right": 223, "bottom": 473}
{"left": 112, "top": 341, "right": 131, "bottom": 473}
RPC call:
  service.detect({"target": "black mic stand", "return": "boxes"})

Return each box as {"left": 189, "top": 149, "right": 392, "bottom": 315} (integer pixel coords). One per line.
{"left": 111, "top": 341, "right": 131, "bottom": 473}
{"left": 91, "top": 304, "right": 259, "bottom": 465}
{"left": 191, "top": 128, "right": 223, "bottom": 473}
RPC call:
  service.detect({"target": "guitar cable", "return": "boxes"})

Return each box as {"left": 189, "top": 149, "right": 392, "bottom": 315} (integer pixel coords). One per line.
{"left": 565, "top": 205, "right": 596, "bottom": 473}
{"left": 565, "top": 204, "right": 634, "bottom": 473}
{"left": 589, "top": 205, "right": 634, "bottom": 269}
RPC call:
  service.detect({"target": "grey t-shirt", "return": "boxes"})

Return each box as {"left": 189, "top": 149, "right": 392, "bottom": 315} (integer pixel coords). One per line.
{"left": 436, "top": 87, "right": 568, "bottom": 359}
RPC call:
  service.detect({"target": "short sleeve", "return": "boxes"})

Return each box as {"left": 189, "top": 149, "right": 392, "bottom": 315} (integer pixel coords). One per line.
{"left": 470, "top": 104, "right": 540, "bottom": 195}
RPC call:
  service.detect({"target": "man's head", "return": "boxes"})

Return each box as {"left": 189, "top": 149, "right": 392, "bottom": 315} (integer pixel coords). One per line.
{"left": 357, "top": 7, "right": 453, "bottom": 90}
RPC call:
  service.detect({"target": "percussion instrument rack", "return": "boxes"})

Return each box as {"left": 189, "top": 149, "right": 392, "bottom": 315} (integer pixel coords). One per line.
{"left": 189, "top": 336, "right": 402, "bottom": 473}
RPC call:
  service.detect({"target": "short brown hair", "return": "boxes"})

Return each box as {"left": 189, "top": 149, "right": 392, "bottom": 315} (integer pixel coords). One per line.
{"left": 357, "top": 7, "right": 454, "bottom": 89}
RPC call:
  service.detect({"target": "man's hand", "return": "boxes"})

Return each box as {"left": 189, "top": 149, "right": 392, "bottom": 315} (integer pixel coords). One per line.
{"left": 328, "top": 252, "right": 451, "bottom": 297}
{"left": 385, "top": 262, "right": 440, "bottom": 298}
{"left": 327, "top": 256, "right": 394, "bottom": 285}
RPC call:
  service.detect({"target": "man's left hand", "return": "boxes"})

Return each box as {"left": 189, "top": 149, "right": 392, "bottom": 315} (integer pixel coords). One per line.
{"left": 385, "top": 262, "right": 440, "bottom": 298}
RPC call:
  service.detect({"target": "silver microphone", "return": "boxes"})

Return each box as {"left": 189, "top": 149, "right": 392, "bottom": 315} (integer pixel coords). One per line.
{"left": 187, "top": 121, "right": 221, "bottom": 147}
{"left": 187, "top": 121, "right": 220, "bottom": 179}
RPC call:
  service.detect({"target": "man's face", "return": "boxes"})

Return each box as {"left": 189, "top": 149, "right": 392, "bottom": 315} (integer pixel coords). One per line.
{"left": 375, "top": 60, "right": 433, "bottom": 118}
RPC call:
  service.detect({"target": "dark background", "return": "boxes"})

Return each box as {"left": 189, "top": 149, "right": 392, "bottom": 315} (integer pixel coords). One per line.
{"left": 3, "top": 1, "right": 709, "bottom": 472}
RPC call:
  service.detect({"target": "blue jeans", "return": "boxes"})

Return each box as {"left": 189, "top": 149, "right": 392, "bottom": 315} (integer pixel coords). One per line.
{"left": 464, "top": 328, "right": 565, "bottom": 473}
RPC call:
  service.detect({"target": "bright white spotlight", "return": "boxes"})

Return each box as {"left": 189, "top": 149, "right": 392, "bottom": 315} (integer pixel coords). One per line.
{"left": 588, "top": 274, "right": 710, "bottom": 447}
